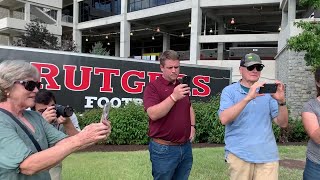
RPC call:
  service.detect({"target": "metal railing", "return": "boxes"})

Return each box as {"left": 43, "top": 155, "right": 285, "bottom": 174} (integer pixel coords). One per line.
{"left": 62, "top": 15, "right": 73, "bottom": 23}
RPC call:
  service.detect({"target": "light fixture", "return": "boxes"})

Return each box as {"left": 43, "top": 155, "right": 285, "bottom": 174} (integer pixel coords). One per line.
{"left": 188, "top": 22, "right": 191, "bottom": 28}
{"left": 85, "top": 38, "right": 88, "bottom": 41}
{"left": 156, "top": 27, "right": 160, "bottom": 32}
{"left": 107, "top": 42, "right": 110, "bottom": 45}
{"left": 278, "top": 26, "right": 281, "bottom": 31}
{"left": 230, "top": 18, "right": 235, "bottom": 24}
{"left": 181, "top": 32, "right": 184, "bottom": 37}
{"left": 152, "top": 35, "right": 155, "bottom": 40}
{"left": 209, "top": 28, "right": 213, "bottom": 34}
{"left": 130, "top": 32, "right": 133, "bottom": 36}
{"left": 105, "top": 35, "right": 108, "bottom": 39}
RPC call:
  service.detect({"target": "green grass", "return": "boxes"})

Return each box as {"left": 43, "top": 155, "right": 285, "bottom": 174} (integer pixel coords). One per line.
{"left": 62, "top": 146, "right": 306, "bottom": 180}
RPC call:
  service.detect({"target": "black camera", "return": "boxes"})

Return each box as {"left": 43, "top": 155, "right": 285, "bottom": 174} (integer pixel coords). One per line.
{"left": 55, "top": 104, "right": 74, "bottom": 117}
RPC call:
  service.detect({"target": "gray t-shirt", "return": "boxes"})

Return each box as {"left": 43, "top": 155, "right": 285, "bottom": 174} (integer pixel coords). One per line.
{"left": 0, "top": 110, "right": 67, "bottom": 180}
{"left": 303, "top": 98, "right": 320, "bottom": 164}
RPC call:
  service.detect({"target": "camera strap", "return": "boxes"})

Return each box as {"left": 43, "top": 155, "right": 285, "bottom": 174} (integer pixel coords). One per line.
{"left": 0, "top": 108, "right": 42, "bottom": 152}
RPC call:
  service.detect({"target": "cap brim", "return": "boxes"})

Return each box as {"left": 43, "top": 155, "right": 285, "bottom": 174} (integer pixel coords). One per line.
{"left": 243, "top": 62, "right": 263, "bottom": 66}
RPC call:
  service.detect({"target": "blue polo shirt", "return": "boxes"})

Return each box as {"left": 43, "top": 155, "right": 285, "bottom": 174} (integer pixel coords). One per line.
{"left": 218, "top": 82, "right": 279, "bottom": 163}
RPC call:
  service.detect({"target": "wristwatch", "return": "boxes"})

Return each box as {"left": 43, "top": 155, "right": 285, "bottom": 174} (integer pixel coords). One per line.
{"left": 278, "top": 102, "right": 286, "bottom": 106}
{"left": 191, "top": 125, "right": 196, "bottom": 129}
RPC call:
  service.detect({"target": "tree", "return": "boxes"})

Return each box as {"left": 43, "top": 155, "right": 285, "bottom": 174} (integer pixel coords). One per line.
{"left": 14, "top": 20, "right": 77, "bottom": 52}
{"left": 287, "top": 1, "right": 320, "bottom": 70}
{"left": 89, "top": 42, "right": 110, "bottom": 56}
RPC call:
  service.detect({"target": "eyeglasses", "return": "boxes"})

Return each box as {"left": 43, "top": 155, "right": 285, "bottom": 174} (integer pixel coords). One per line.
{"left": 15, "top": 80, "right": 41, "bottom": 91}
{"left": 242, "top": 64, "right": 264, "bottom": 72}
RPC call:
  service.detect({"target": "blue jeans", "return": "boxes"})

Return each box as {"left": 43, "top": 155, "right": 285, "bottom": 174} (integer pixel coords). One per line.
{"left": 303, "top": 158, "right": 320, "bottom": 180}
{"left": 149, "top": 140, "right": 193, "bottom": 180}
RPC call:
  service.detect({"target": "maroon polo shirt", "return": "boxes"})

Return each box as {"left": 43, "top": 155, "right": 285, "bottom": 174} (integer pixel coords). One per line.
{"left": 143, "top": 76, "right": 191, "bottom": 143}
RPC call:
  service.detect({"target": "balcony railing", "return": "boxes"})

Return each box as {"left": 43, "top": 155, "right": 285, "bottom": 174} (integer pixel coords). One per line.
{"left": 62, "top": 15, "right": 73, "bottom": 23}
{"left": 128, "top": 0, "right": 185, "bottom": 12}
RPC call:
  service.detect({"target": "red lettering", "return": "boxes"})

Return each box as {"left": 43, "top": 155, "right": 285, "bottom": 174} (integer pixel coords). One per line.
{"left": 64, "top": 65, "right": 93, "bottom": 91}
{"left": 147, "top": 72, "right": 162, "bottom": 82}
{"left": 121, "top": 70, "right": 145, "bottom": 94}
{"left": 31, "top": 62, "right": 61, "bottom": 90}
{"left": 192, "top": 75, "right": 211, "bottom": 97}
{"left": 94, "top": 68, "right": 120, "bottom": 93}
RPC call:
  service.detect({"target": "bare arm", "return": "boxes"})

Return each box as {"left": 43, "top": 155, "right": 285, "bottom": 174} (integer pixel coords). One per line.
{"left": 57, "top": 117, "right": 79, "bottom": 136}
{"left": 273, "top": 105, "right": 288, "bottom": 128}
{"left": 302, "top": 112, "right": 320, "bottom": 144}
{"left": 147, "top": 84, "right": 189, "bottom": 121}
{"left": 189, "top": 106, "right": 196, "bottom": 141}
{"left": 19, "top": 121, "right": 111, "bottom": 175}
{"left": 219, "top": 82, "right": 264, "bottom": 125}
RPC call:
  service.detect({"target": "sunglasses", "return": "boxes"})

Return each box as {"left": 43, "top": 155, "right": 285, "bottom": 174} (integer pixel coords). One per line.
{"left": 15, "top": 80, "right": 41, "bottom": 91}
{"left": 242, "top": 64, "right": 265, "bottom": 71}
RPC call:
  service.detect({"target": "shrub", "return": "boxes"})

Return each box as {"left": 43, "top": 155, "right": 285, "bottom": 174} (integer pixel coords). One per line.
{"left": 77, "top": 96, "right": 308, "bottom": 145}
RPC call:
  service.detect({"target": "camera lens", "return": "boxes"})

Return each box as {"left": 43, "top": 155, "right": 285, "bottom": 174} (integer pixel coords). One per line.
{"left": 55, "top": 104, "right": 74, "bottom": 117}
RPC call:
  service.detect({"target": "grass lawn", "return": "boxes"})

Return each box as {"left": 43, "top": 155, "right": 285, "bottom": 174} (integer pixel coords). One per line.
{"left": 62, "top": 145, "right": 306, "bottom": 180}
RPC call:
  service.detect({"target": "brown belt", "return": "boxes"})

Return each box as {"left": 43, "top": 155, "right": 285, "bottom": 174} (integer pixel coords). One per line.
{"left": 153, "top": 138, "right": 186, "bottom": 146}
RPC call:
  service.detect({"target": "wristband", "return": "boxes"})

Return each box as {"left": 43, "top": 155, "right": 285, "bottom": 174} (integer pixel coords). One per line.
{"left": 191, "top": 124, "right": 196, "bottom": 129}
{"left": 278, "top": 102, "right": 286, "bottom": 106}
{"left": 170, "top": 94, "right": 177, "bottom": 102}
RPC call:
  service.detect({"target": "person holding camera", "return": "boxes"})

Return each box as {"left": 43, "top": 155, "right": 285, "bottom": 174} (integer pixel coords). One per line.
{"left": 218, "top": 53, "right": 288, "bottom": 180}
{"left": 33, "top": 89, "right": 80, "bottom": 180}
{"left": 143, "top": 50, "right": 195, "bottom": 180}
{"left": 0, "top": 60, "right": 111, "bottom": 180}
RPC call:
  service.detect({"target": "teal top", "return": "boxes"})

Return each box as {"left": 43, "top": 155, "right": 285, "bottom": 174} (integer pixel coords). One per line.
{"left": 0, "top": 110, "right": 67, "bottom": 180}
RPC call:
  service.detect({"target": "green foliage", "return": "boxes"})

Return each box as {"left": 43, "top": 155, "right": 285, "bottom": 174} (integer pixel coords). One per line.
{"left": 299, "top": 0, "right": 320, "bottom": 8}
{"left": 78, "top": 97, "right": 308, "bottom": 145}
{"left": 14, "top": 20, "right": 77, "bottom": 52}
{"left": 90, "top": 42, "right": 110, "bottom": 56}
{"left": 192, "top": 95, "right": 224, "bottom": 143}
{"left": 287, "top": 20, "right": 320, "bottom": 70}
{"left": 14, "top": 20, "right": 59, "bottom": 50}
{"left": 79, "top": 102, "right": 149, "bottom": 145}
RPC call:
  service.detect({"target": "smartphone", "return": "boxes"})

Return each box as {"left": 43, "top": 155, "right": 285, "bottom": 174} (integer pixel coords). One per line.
{"left": 182, "top": 76, "right": 191, "bottom": 87}
{"left": 258, "top": 83, "right": 278, "bottom": 94}
{"left": 101, "top": 102, "right": 111, "bottom": 122}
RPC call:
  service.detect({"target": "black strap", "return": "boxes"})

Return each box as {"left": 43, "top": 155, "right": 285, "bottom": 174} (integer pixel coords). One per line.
{"left": 0, "top": 108, "right": 42, "bottom": 152}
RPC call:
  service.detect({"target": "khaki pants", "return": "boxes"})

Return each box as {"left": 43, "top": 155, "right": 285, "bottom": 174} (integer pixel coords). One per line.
{"left": 49, "top": 162, "right": 62, "bottom": 180}
{"left": 226, "top": 153, "right": 279, "bottom": 180}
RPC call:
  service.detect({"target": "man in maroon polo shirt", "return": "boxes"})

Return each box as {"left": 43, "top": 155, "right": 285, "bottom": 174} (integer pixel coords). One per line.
{"left": 143, "top": 50, "right": 196, "bottom": 180}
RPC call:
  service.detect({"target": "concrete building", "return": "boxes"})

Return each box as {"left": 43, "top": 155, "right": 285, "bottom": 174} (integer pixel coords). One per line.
{"left": 0, "top": 0, "right": 311, "bottom": 83}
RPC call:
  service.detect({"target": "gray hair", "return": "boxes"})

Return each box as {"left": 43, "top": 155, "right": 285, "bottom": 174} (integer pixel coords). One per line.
{"left": 0, "top": 60, "right": 40, "bottom": 102}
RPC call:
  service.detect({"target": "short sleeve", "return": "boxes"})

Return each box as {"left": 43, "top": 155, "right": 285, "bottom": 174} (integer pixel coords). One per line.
{"left": 143, "top": 83, "right": 161, "bottom": 111}
{"left": 0, "top": 120, "right": 33, "bottom": 170}
{"left": 269, "top": 97, "right": 279, "bottom": 119}
{"left": 218, "top": 88, "right": 234, "bottom": 116}
{"left": 40, "top": 115, "right": 67, "bottom": 147}
{"left": 302, "top": 101, "right": 314, "bottom": 113}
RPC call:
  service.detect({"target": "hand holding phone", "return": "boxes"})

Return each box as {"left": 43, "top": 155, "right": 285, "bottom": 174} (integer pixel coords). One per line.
{"left": 101, "top": 102, "right": 111, "bottom": 122}
{"left": 182, "top": 76, "right": 191, "bottom": 87}
{"left": 258, "top": 83, "right": 278, "bottom": 94}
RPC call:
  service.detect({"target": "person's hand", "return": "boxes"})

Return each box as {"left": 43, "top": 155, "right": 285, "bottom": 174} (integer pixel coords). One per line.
{"left": 244, "top": 82, "right": 264, "bottom": 101}
{"left": 56, "top": 116, "right": 71, "bottom": 125}
{"left": 77, "top": 121, "right": 111, "bottom": 149}
{"left": 171, "top": 84, "right": 190, "bottom": 101}
{"left": 271, "top": 80, "right": 286, "bottom": 103}
{"left": 189, "top": 126, "right": 196, "bottom": 142}
{"left": 41, "top": 106, "right": 57, "bottom": 124}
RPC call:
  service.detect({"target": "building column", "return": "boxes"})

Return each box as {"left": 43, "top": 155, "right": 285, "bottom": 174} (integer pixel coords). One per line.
{"left": 25, "top": 3, "right": 30, "bottom": 21}
{"left": 73, "top": 0, "right": 82, "bottom": 52}
{"left": 120, "top": 0, "right": 130, "bottom": 58}
{"left": 288, "top": 0, "right": 296, "bottom": 22}
{"left": 57, "top": 9, "right": 62, "bottom": 26}
{"left": 163, "top": 33, "right": 170, "bottom": 51}
{"left": 281, "top": 9, "right": 288, "bottom": 29}
{"left": 217, "top": 20, "right": 225, "bottom": 60}
{"left": 115, "top": 38, "right": 120, "bottom": 57}
{"left": 189, "top": 0, "right": 201, "bottom": 64}
{"left": 8, "top": 36, "right": 13, "bottom": 46}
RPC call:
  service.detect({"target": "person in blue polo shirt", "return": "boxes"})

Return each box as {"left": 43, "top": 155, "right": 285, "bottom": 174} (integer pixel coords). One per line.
{"left": 218, "top": 53, "right": 289, "bottom": 180}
